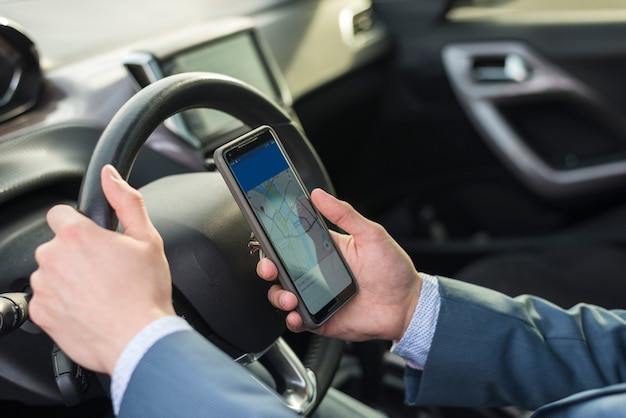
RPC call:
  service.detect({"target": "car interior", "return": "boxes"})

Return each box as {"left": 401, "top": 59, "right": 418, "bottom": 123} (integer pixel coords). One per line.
{"left": 2, "top": 0, "right": 626, "bottom": 416}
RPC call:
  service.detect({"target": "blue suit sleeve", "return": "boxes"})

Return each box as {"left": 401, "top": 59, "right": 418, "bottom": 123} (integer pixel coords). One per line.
{"left": 407, "top": 277, "right": 626, "bottom": 411}
{"left": 118, "top": 329, "right": 296, "bottom": 418}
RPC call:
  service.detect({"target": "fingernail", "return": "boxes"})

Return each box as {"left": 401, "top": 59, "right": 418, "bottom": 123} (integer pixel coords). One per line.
{"left": 279, "top": 294, "right": 288, "bottom": 309}
{"left": 107, "top": 165, "right": 123, "bottom": 181}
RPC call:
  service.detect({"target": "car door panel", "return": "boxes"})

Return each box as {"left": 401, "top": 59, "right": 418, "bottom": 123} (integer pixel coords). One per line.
{"left": 368, "top": 1, "right": 626, "bottom": 242}
{"left": 442, "top": 39, "right": 626, "bottom": 199}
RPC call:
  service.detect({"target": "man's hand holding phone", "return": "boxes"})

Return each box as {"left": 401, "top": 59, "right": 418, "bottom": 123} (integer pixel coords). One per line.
{"left": 215, "top": 126, "right": 359, "bottom": 328}
{"left": 257, "top": 188, "right": 424, "bottom": 343}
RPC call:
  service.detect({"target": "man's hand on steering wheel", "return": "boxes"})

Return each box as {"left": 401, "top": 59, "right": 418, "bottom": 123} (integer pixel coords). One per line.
{"left": 30, "top": 165, "right": 176, "bottom": 375}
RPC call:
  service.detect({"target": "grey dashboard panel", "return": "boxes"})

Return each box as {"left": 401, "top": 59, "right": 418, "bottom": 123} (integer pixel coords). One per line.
{"left": 254, "top": 0, "right": 389, "bottom": 100}
{"left": 442, "top": 41, "right": 626, "bottom": 199}
{"left": 0, "top": 0, "right": 292, "bottom": 67}
{"left": 120, "top": 0, "right": 389, "bottom": 149}
{"left": 0, "top": 0, "right": 389, "bottom": 162}
{"left": 123, "top": 17, "right": 292, "bottom": 149}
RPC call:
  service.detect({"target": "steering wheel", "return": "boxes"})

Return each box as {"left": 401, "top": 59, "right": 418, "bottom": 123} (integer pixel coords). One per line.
{"left": 76, "top": 72, "right": 344, "bottom": 415}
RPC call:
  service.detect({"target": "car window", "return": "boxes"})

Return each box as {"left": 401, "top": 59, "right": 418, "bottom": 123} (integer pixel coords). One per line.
{"left": 448, "top": 0, "right": 626, "bottom": 22}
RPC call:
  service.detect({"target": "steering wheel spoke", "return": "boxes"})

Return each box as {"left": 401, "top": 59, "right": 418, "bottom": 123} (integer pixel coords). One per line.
{"left": 261, "top": 338, "right": 318, "bottom": 416}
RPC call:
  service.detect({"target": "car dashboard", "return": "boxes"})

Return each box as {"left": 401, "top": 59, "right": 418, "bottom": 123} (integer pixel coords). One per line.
{"left": 0, "top": 0, "right": 388, "bottom": 160}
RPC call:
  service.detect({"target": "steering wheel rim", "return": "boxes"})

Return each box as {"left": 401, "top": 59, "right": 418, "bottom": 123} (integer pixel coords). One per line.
{"left": 76, "top": 72, "right": 344, "bottom": 414}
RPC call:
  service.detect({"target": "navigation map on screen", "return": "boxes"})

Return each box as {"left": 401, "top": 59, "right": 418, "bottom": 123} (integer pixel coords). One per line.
{"left": 228, "top": 137, "right": 353, "bottom": 314}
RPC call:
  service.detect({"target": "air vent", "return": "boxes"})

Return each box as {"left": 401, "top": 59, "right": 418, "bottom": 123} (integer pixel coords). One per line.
{"left": 353, "top": 7, "right": 374, "bottom": 35}
{"left": 340, "top": 0, "right": 385, "bottom": 49}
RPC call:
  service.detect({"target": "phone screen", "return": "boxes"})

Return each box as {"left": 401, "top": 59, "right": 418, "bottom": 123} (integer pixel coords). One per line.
{"left": 223, "top": 129, "right": 356, "bottom": 321}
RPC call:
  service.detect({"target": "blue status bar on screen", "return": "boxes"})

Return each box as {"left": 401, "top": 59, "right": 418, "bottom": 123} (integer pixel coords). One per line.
{"left": 230, "top": 139, "right": 288, "bottom": 192}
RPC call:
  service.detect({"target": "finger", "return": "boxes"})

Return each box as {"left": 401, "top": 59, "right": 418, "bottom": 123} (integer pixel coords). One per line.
{"left": 267, "top": 284, "right": 298, "bottom": 311}
{"left": 101, "top": 164, "right": 155, "bottom": 240}
{"left": 256, "top": 258, "right": 278, "bottom": 281}
{"left": 33, "top": 238, "right": 57, "bottom": 271}
{"left": 45, "top": 204, "right": 91, "bottom": 236}
{"left": 29, "top": 269, "right": 63, "bottom": 330}
{"left": 285, "top": 311, "right": 306, "bottom": 333}
{"left": 310, "top": 188, "right": 374, "bottom": 238}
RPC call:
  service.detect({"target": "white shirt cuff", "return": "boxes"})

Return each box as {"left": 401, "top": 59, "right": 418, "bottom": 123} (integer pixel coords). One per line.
{"left": 110, "top": 315, "right": 192, "bottom": 415}
{"left": 391, "top": 273, "right": 440, "bottom": 370}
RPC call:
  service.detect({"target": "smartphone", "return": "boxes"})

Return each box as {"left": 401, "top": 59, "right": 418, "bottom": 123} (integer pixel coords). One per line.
{"left": 214, "top": 126, "right": 358, "bottom": 328}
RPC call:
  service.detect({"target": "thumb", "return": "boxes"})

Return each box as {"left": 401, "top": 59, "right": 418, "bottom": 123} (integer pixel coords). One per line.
{"left": 310, "top": 188, "right": 373, "bottom": 238}
{"left": 101, "top": 164, "right": 155, "bottom": 240}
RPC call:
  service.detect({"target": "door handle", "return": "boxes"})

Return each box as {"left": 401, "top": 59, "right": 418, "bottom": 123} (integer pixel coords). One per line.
{"left": 472, "top": 53, "right": 532, "bottom": 83}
